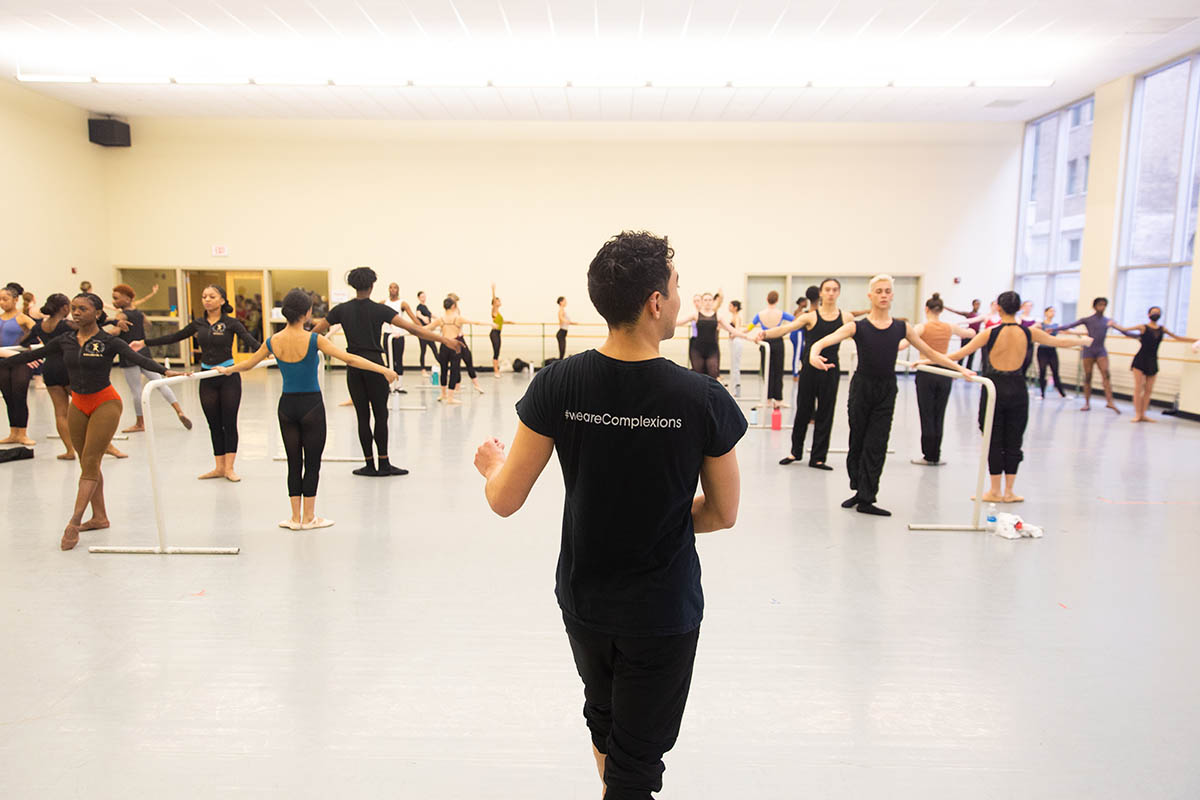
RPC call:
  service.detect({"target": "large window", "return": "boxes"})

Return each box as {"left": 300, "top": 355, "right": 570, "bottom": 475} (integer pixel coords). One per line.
{"left": 1117, "top": 53, "right": 1200, "bottom": 331}
{"left": 1014, "top": 97, "right": 1094, "bottom": 322}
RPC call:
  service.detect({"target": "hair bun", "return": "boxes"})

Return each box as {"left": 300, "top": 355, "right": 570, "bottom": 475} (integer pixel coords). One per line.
{"left": 931, "top": 292, "right": 940, "bottom": 300}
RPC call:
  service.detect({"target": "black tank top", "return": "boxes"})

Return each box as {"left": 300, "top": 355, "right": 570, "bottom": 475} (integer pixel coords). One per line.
{"left": 804, "top": 310, "right": 845, "bottom": 369}
{"left": 1138, "top": 326, "right": 1164, "bottom": 357}
{"left": 982, "top": 323, "right": 1033, "bottom": 375}
{"left": 853, "top": 318, "right": 906, "bottom": 378}
{"left": 695, "top": 312, "right": 718, "bottom": 348}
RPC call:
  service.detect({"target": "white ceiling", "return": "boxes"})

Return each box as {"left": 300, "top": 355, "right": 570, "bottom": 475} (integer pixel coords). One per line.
{"left": 2, "top": 1, "right": 1199, "bottom": 122}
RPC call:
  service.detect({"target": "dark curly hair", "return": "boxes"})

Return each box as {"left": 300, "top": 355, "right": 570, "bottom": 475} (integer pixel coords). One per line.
{"left": 587, "top": 231, "right": 674, "bottom": 328}
{"left": 346, "top": 267, "right": 377, "bottom": 292}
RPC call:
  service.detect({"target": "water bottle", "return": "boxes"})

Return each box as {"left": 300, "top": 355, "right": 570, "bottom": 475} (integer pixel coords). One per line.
{"left": 986, "top": 503, "right": 998, "bottom": 531}
{"left": 770, "top": 406, "right": 782, "bottom": 430}
{"left": 749, "top": 407, "right": 759, "bottom": 425}
{"left": 431, "top": 365, "right": 440, "bottom": 387}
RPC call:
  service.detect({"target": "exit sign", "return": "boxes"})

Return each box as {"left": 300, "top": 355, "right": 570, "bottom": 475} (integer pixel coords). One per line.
{"left": 211, "top": 244, "right": 229, "bottom": 257}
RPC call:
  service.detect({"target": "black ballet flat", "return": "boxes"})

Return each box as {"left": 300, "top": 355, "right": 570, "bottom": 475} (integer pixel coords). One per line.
{"left": 352, "top": 465, "right": 380, "bottom": 477}
{"left": 855, "top": 503, "right": 892, "bottom": 517}
{"left": 779, "top": 456, "right": 799, "bottom": 466}
{"left": 841, "top": 495, "right": 860, "bottom": 509}
{"left": 808, "top": 462, "right": 834, "bottom": 471}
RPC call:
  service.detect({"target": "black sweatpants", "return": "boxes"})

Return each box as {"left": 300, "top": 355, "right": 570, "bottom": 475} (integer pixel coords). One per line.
{"left": 439, "top": 343, "right": 462, "bottom": 389}
{"left": 791, "top": 367, "right": 839, "bottom": 463}
{"left": 0, "top": 363, "right": 31, "bottom": 428}
{"left": 980, "top": 374, "right": 1028, "bottom": 475}
{"left": 846, "top": 373, "right": 897, "bottom": 505}
{"left": 277, "top": 392, "right": 325, "bottom": 497}
{"left": 389, "top": 335, "right": 405, "bottom": 376}
{"left": 766, "top": 337, "right": 784, "bottom": 401}
{"left": 1037, "top": 346, "right": 1063, "bottom": 397}
{"left": 564, "top": 614, "right": 700, "bottom": 800}
{"left": 914, "top": 372, "right": 953, "bottom": 463}
{"left": 199, "top": 372, "right": 241, "bottom": 456}
{"left": 346, "top": 365, "right": 389, "bottom": 460}
{"left": 419, "top": 337, "right": 434, "bottom": 370}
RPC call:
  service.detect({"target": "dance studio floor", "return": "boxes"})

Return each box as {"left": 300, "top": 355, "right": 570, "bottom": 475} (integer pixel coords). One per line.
{"left": 1, "top": 367, "right": 1197, "bottom": 799}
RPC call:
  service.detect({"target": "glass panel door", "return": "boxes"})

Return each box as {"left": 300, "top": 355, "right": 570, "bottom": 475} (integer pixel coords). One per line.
{"left": 226, "top": 272, "right": 265, "bottom": 362}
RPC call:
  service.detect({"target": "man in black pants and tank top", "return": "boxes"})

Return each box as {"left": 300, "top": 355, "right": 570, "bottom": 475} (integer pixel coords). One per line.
{"left": 311, "top": 269, "right": 459, "bottom": 476}
{"left": 807, "top": 275, "right": 973, "bottom": 516}
{"left": 760, "top": 278, "right": 854, "bottom": 470}
{"left": 473, "top": 231, "right": 746, "bottom": 799}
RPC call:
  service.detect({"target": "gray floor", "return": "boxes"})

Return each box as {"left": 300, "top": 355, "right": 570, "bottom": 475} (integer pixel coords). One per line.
{"left": 1, "top": 367, "right": 1198, "bottom": 799}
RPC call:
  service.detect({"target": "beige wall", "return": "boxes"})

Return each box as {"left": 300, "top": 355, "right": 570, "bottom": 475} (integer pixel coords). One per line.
{"left": 101, "top": 118, "right": 1021, "bottom": 363}
{"left": 0, "top": 81, "right": 110, "bottom": 308}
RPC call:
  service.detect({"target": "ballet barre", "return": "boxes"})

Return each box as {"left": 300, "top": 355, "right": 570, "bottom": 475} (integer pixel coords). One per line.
{"left": 897, "top": 360, "right": 996, "bottom": 533}
{"left": 89, "top": 361, "right": 271, "bottom": 556}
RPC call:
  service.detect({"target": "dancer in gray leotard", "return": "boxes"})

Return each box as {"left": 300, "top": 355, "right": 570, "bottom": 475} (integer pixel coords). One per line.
{"left": 1058, "top": 297, "right": 1119, "bottom": 412}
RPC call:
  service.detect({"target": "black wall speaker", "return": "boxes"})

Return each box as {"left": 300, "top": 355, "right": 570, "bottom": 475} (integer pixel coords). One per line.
{"left": 88, "top": 118, "right": 131, "bottom": 147}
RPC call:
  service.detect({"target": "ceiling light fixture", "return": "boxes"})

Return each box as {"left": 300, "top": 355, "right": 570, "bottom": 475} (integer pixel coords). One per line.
{"left": 16, "top": 73, "right": 93, "bottom": 84}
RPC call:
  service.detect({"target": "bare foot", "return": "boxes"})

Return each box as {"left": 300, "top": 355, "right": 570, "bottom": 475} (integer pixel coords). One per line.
{"left": 1079, "top": 405, "right": 1090, "bottom": 412}
{"left": 106, "top": 446, "right": 128, "bottom": 458}
{"left": 446, "top": 398, "right": 463, "bottom": 405}
{"left": 1106, "top": 403, "right": 1121, "bottom": 414}
{"left": 225, "top": 471, "right": 241, "bottom": 483}
{"left": 1002, "top": 494, "right": 1024, "bottom": 503}
{"left": 61, "top": 523, "right": 80, "bottom": 551}
{"left": 0, "top": 435, "right": 19, "bottom": 444}
{"left": 79, "top": 517, "right": 110, "bottom": 531}
{"left": 15, "top": 436, "right": 35, "bottom": 446}
{"left": 973, "top": 491, "right": 1005, "bottom": 503}
{"left": 56, "top": 452, "right": 77, "bottom": 460}
{"left": 177, "top": 414, "right": 193, "bottom": 430}
{"left": 1143, "top": 417, "right": 1157, "bottom": 423}
{"left": 197, "top": 469, "right": 226, "bottom": 480}
{"left": 122, "top": 424, "right": 144, "bottom": 433}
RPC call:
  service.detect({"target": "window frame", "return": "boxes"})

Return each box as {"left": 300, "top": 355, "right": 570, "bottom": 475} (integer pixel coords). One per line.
{"left": 1115, "top": 51, "right": 1200, "bottom": 330}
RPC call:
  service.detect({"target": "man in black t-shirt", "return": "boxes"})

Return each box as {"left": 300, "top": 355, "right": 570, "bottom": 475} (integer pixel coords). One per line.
{"left": 474, "top": 231, "right": 746, "bottom": 800}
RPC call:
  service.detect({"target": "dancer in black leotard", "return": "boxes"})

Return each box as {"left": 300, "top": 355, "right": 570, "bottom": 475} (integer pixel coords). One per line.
{"left": 1034, "top": 306, "right": 1067, "bottom": 398}
{"left": 948, "top": 291, "right": 1090, "bottom": 503}
{"left": 1112, "top": 306, "right": 1197, "bottom": 423}
{"left": 145, "top": 284, "right": 259, "bottom": 481}
{"left": 805, "top": 275, "right": 971, "bottom": 516}
{"left": 311, "top": 268, "right": 459, "bottom": 476}
{"left": 676, "top": 291, "right": 745, "bottom": 378}
{"left": 762, "top": 278, "right": 855, "bottom": 470}
{"left": 1, "top": 294, "right": 185, "bottom": 549}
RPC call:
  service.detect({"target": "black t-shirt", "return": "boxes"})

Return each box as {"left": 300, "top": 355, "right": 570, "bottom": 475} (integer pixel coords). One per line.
{"left": 145, "top": 314, "right": 260, "bottom": 367}
{"left": 325, "top": 298, "right": 396, "bottom": 361}
{"left": 3, "top": 330, "right": 165, "bottom": 394}
{"left": 516, "top": 350, "right": 747, "bottom": 636}
{"left": 416, "top": 303, "right": 433, "bottom": 324}
{"left": 116, "top": 308, "right": 147, "bottom": 367}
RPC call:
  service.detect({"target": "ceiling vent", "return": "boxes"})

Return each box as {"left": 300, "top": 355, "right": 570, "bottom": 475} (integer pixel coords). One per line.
{"left": 985, "top": 99, "right": 1025, "bottom": 108}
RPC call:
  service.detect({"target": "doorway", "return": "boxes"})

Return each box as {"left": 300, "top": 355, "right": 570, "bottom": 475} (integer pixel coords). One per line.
{"left": 183, "top": 270, "right": 266, "bottom": 364}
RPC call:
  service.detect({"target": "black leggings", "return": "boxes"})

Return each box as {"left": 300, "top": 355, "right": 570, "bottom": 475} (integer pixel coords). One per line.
{"left": 419, "top": 337, "right": 434, "bottom": 370}
{"left": 766, "top": 338, "right": 784, "bottom": 401}
{"left": 1037, "top": 346, "right": 1063, "bottom": 397}
{"left": 490, "top": 329, "right": 501, "bottom": 361}
{"left": 791, "top": 367, "right": 839, "bottom": 463}
{"left": 199, "top": 372, "right": 241, "bottom": 456}
{"left": 439, "top": 343, "right": 462, "bottom": 390}
{"left": 556, "top": 328, "right": 567, "bottom": 359}
{"left": 689, "top": 343, "right": 719, "bottom": 379}
{"left": 564, "top": 614, "right": 699, "bottom": 799}
{"left": 389, "top": 336, "right": 405, "bottom": 375}
{"left": 0, "top": 363, "right": 31, "bottom": 428}
{"left": 278, "top": 392, "right": 326, "bottom": 497}
{"left": 458, "top": 336, "right": 477, "bottom": 378}
{"left": 846, "top": 374, "right": 897, "bottom": 504}
{"left": 980, "top": 374, "right": 1028, "bottom": 476}
{"left": 346, "top": 366, "right": 389, "bottom": 460}
{"left": 914, "top": 372, "right": 953, "bottom": 463}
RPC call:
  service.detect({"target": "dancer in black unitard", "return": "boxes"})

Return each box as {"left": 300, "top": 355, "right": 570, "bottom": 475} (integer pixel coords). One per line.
{"left": 675, "top": 291, "right": 744, "bottom": 378}
{"left": 1112, "top": 306, "right": 1197, "bottom": 423}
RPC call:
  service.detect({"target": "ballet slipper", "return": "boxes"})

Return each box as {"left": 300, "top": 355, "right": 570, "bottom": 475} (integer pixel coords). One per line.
{"left": 855, "top": 502, "right": 891, "bottom": 517}
{"left": 278, "top": 519, "right": 301, "bottom": 530}
{"left": 56, "top": 452, "right": 77, "bottom": 461}
{"left": 778, "top": 455, "right": 799, "bottom": 465}
{"left": 224, "top": 471, "right": 241, "bottom": 482}
{"left": 79, "top": 518, "right": 110, "bottom": 531}
{"left": 61, "top": 523, "right": 80, "bottom": 551}
{"left": 301, "top": 517, "right": 335, "bottom": 530}
{"left": 809, "top": 462, "right": 834, "bottom": 471}
{"left": 197, "top": 469, "right": 226, "bottom": 480}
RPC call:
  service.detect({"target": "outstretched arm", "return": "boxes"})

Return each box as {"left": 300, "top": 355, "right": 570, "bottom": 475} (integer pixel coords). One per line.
{"left": 391, "top": 314, "right": 461, "bottom": 350}
{"left": 316, "top": 335, "right": 398, "bottom": 382}
{"left": 1163, "top": 328, "right": 1198, "bottom": 344}
{"left": 944, "top": 329, "right": 990, "bottom": 362}
{"left": 130, "top": 284, "right": 160, "bottom": 308}
{"left": 475, "top": 422, "right": 556, "bottom": 517}
{"left": 763, "top": 311, "right": 815, "bottom": 340}
{"left": 906, "top": 323, "right": 973, "bottom": 375}
{"left": 217, "top": 343, "right": 272, "bottom": 373}
{"left": 309, "top": 318, "right": 333, "bottom": 336}
{"left": 808, "top": 321, "right": 856, "bottom": 370}
{"left": 401, "top": 302, "right": 422, "bottom": 327}
{"left": 1030, "top": 327, "right": 1091, "bottom": 349}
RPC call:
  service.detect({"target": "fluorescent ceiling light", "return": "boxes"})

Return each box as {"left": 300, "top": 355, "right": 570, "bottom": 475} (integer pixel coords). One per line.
{"left": 16, "top": 73, "right": 92, "bottom": 84}
{"left": 173, "top": 76, "right": 251, "bottom": 85}
{"left": 892, "top": 79, "right": 972, "bottom": 88}
{"left": 809, "top": 78, "right": 889, "bottom": 88}
{"left": 973, "top": 79, "right": 1055, "bottom": 88}
{"left": 94, "top": 75, "right": 172, "bottom": 84}
{"left": 253, "top": 77, "right": 331, "bottom": 86}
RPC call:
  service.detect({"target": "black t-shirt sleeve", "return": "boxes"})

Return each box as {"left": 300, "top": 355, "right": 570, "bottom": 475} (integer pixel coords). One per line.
{"left": 1, "top": 336, "right": 61, "bottom": 366}
{"left": 703, "top": 379, "right": 747, "bottom": 458}
{"left": 514, "top": 364, "right": 558, "bottom": 438}
{"left": 144, "top": 321, "right": 196, "bottom": 347}
{"left": 229, "top": 319, "right": 260, "bottom": 351}
{"left": 325, "top": 304, "right": 342, "bottom": 326}
{"left": 374, "top": 302, "right": 397, "bottom": 327}
{"left": 109, "top": 338, "right": 167, "bottom": 374}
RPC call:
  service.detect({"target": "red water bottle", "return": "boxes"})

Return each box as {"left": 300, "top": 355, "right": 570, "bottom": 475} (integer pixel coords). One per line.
{"left": 771, "top": 406, "right": 782, "bottom": 430}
